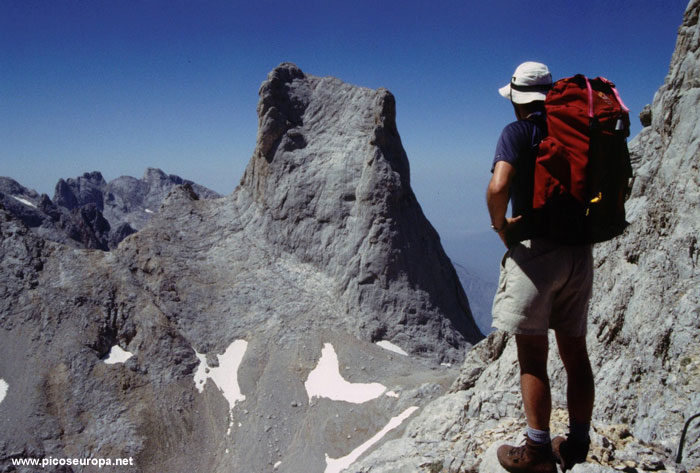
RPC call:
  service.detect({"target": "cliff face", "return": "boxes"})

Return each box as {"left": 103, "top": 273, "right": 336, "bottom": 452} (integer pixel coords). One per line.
{"left": 0, "top": 64, "right": 480, "bottom": 473}
{"left": 585, "top": 0, "right": 699, "bottom": 459}
{"left": 353, "top": 2, "right": 700, "bottom": 472}
{"left": 236, "top": 64, "right": 481, "bottom": 357}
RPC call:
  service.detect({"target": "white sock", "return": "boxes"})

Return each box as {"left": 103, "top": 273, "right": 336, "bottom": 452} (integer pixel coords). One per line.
{"left": 527, "top": 426, "right": 551, "bottom": 444}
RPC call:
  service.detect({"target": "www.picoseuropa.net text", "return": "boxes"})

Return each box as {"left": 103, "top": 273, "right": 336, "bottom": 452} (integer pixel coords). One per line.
{"left": 11, "top": 456, "right": 134, "bottom": 469}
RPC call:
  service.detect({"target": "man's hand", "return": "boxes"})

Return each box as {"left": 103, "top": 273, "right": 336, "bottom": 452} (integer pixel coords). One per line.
{"left": 497, "top": 215, "right": 522, "bottom": 247}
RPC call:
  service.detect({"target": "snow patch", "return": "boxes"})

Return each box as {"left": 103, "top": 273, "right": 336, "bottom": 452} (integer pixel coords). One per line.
{"left": 103, "top": 345, "right": 133, "bottom": 364}
{"left": 193, "top": 340, "right": 248, "bottom": 411}
{"left": 144, "top": 208, "right": 154, "bottom": 214}
{"left": 274, "top": 461, "right": 282, "bottom": 469}
{"left": 0, "top": 379, "right": 8, "bottom": 405}
{"left": 11, "top": 195, "right": 36, "bottom": 208}
{"left": 305, "top": 343, "right": 386, "bottom": 404}
{"left": 385, "top": 391, "right": 399, "bottom": 398}
{"left": 375, "top": 340, "right": 409, "bottom": 356}
{"left": 323, "top": 406, "right": 419, "bottom": 473}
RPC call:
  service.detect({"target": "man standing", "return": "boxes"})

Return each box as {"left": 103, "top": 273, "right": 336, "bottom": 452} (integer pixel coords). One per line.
{"left": 487, "top": 62, "right": 594, "bottom": 473}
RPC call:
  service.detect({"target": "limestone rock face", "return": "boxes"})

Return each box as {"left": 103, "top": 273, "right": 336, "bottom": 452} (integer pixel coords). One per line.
{"left": 586, "top": 0, "right": 700, "bottom": 464}
{"left": 352, "top": 2, "right": 700, "bottom": 472}
{"left": 0, "top": 64, "right": 481, "bottom": 473}
{"left": 237, "top": 63, "right": 481, "bottom": 357}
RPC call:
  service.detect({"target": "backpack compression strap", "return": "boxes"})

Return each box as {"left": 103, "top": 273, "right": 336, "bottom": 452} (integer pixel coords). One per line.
{"left": 600, "top": 77, "right": 630, "bottom": 113}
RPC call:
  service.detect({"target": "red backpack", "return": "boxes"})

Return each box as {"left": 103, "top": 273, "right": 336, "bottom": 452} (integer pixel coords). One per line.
{"left": 533, "top": 75, "right": 633, "bottom": 244}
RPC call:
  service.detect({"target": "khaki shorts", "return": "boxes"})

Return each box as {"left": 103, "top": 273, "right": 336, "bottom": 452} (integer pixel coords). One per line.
{"left": 492, "top": 238, "right": 593, "bottom": 337}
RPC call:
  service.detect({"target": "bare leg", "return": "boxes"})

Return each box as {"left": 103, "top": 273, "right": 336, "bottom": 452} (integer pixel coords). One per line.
{"left": 498, "top": 334, "right": 557, "bottom": 472}
{"left": 555, "top": 332, "right": 594, "bottom": 424}
{"left": 515, "top": 334, "right": 551, "bottom": 431}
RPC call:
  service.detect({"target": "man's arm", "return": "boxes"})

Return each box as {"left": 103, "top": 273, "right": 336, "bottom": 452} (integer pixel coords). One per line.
{"left": 487, "top": 160, "right": 520, "bottom": 247}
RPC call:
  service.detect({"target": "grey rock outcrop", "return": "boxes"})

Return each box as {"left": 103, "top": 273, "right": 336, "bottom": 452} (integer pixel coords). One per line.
{"left": 353, "top": 1, "right": 700, "bottom": 472}
{"left": 639, "top": 104, "right": 652, "bottom": 127}
{"left": 0, "top": 63, "right": 481, "bottom": 473}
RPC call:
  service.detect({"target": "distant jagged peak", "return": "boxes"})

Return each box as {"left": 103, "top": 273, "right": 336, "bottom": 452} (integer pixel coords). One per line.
{"left": 1, "top": 168, "right": 220, "bottom": 250}
{"left": 55, "top": 170, "right": 106, "bottom": 186}
{"left": 53, "top": 171, "right": 106, "bottom": 211}
{"left": 55, "top": 171, "right": 107, "bottom": 192}
{"left": 0, "top": 177, "right": 40, "bottom": 199}
{"left": 142, "top": 167, "right": 184, "bottom": 187}
{"left": 79, "top": 170, "right": 106, "bottom": 182}
{"left": 143, "top": 167, "right": 169, "bottom": 180}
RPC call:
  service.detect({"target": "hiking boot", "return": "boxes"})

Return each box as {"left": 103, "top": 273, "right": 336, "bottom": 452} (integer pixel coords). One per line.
{"left": 552, "top": 435, "right": 589, "bottom": 471}
{"left": 496, "top": 436, "right": 557, "bottom": 473}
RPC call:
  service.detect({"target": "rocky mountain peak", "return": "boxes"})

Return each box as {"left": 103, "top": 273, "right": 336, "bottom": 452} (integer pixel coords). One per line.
{"left": 143, "top": 166, "right": 169, "bottom": 180}
{"left": 237, "top": 63, "right": 481, "bottom": 357}
{"left": 53, "top": 171, "right": 107, "bottom": 210}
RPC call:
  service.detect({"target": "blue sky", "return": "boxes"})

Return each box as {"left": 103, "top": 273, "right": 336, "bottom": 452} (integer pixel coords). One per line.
{"left": 0, "top": 0, "right": 689, "bottom": 244}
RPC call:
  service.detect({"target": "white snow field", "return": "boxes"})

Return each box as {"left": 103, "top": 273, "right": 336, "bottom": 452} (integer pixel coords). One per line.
{"left": 193, "top": 339, "right": 248, "bottom": 410}
{"left": 305, "top": 343, "right": 387, "bottom": 403}
{"left": 375, "top": 340, "right": 409, "bottom": 356}
{"left": 0, "top": 379, "right": 8, "bottom": 405}
{"left": 323, "top": 406, "right": 419, "bottom": 473}
{"left": 11, "top": 195, "right": 36, "bottom": 208}
{"left": 103, "top": 345, "right": 134, "bottom": 364}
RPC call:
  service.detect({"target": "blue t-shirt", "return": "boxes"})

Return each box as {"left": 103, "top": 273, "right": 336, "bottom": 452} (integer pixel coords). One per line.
{"left": 491, "top": 112, "right": 547, "bottom": 218}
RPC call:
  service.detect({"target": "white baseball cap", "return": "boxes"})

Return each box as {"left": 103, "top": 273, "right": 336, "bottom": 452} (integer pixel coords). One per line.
{"left": 498, "top": 62, "right": 552, "bottom": 104}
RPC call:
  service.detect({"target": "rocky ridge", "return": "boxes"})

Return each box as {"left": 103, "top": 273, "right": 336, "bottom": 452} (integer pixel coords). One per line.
{"left": 353, "top": 1, "right": 700, "bottom": 472}
{"left": 0, "top": 168, "right": 220, "bottom": 250}
{"left": 0, "top": 64, "right": 481, "bottom": 473}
